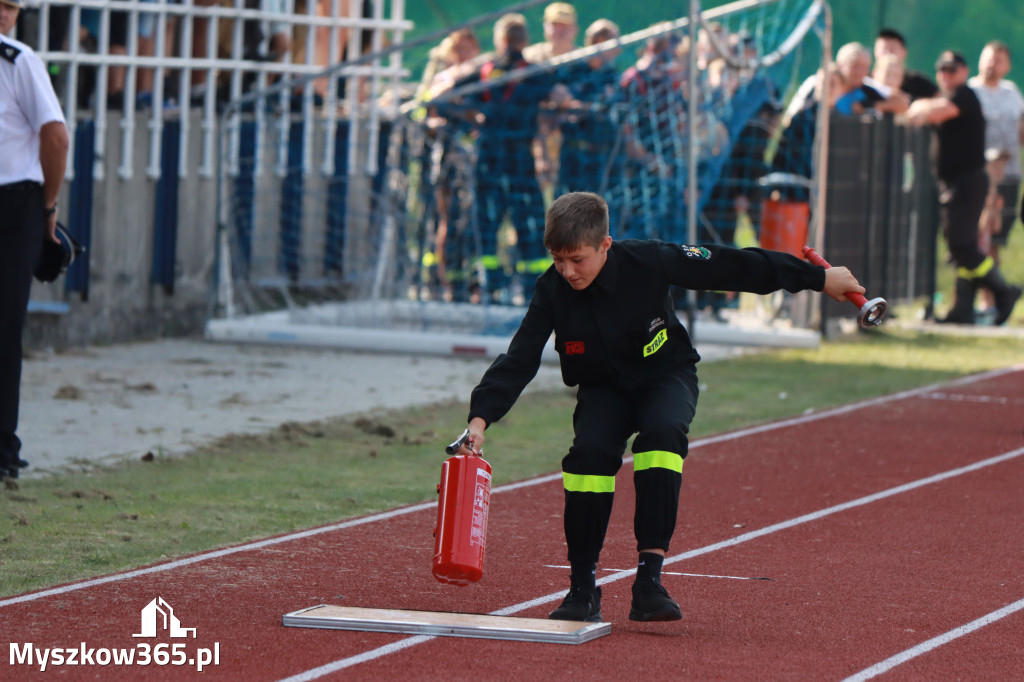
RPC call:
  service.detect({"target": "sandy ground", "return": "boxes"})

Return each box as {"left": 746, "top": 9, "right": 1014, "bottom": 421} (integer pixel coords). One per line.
{"left": 18, "top": 339, "right": 747, "bottom": 477}
{"left": 14, "top": 341, "right": 557, "bottom": 476}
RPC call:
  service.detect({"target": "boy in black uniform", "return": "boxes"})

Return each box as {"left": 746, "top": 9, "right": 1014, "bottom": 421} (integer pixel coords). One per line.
{"left": 454, "top": 192, "right": 864, "bottom": 622}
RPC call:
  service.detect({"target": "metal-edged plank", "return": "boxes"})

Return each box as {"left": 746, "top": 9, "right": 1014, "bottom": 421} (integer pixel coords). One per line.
{"left": 283, "top": 605, "right": 610, "bottom": 645}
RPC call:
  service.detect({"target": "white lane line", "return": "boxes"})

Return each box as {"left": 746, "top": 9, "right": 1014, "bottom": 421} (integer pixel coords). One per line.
{"left": 2, "top": 364, "right": 1020, "bottom": 611}
{"left": 920, "top": 392, "right": 1024, "bottom": 406}
{"left": 842, "top": 597, "right": 1024, "bottom": 681}
{"left": 543, "top": 564, "right": 774, "bottom": 581}
{"left": 278, "top": 445, "right": 1024, "bottom": 680}
{"left": 278, "top": 636, "right": 435, "bottom": 682}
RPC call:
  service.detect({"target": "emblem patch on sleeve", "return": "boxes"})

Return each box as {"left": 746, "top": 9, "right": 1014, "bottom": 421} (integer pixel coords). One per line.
{"left": 682, "top": 245, "right": 712, "bottom": 260}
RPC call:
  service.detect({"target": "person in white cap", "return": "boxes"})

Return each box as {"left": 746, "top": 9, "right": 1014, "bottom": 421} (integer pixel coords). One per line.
{"left": 524, "top": 2, "right": 579, "bottom": 63}
{"left": 0, "top": 0, "right": 69, "bottom": 481}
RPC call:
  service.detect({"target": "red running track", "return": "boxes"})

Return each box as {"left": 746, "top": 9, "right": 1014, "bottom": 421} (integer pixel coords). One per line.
{"left": 2, "top": 366, "right": 1023, "bottom": 681}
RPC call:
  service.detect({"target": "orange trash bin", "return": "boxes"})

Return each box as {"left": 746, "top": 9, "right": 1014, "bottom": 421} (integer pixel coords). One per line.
{"left": 759, "top": 199, "right": 809, "bottom": 258}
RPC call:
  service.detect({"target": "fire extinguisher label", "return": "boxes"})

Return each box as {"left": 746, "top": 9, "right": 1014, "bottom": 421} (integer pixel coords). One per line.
{"left": 470, "top": 468, "right": 491, "bottom": 548}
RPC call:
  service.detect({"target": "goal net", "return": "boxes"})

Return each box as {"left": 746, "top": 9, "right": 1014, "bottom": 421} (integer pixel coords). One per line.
{"left": 207, "top": 0, "right": 831, "bottom": 356}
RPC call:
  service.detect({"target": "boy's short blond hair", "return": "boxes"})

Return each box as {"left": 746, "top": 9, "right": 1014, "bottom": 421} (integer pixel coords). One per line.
{"left": 544, "top": 192, "right": 610, "bottom": 252}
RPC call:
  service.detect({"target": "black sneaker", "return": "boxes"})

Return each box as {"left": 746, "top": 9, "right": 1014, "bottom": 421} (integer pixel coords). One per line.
{"left": 629, "top": 580, "right": 682, "bottom": 622}
{"left": 548, "top": 585, "right": 602, "bottom": 622}
{"left": 994, "top": 286, "right": 1022, "bottom": 326}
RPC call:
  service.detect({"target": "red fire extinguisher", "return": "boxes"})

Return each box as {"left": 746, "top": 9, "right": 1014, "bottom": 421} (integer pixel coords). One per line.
{"left": 432, "top": 429, "right": 492, "bottom": 585}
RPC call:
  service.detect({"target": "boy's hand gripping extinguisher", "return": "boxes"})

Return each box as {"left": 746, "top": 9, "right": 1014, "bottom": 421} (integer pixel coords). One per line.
{"left": 432, "top": 429, "right": 492, "bottom": 585}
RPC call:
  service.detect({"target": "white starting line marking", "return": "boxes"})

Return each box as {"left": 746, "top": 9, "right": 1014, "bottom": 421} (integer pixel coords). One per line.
{"left": 841, "top": 596, "right": 1024, "bottom": 682}
{"left": 279, "top": 445, "right": 1024, "bottom": 682}
{"left": 920, "top": 391, "right": 1024, "bottom": 406}
{"left": 543, "top": 565, "right": 773, "bottom": 581}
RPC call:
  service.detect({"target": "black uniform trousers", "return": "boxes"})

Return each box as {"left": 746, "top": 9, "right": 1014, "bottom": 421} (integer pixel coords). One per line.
{"left": 939, "top": 168, "right": 989, "bottom": 273}
{"left": 0, "top": 182, "right": 45, "bottom": 472}
{"left": 561, "top": 367, "right": 698, "bottom": 566}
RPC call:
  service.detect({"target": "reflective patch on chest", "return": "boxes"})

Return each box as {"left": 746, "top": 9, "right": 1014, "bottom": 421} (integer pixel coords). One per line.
{"left": 643, "top": 328, "right": 667, "bottom": 357}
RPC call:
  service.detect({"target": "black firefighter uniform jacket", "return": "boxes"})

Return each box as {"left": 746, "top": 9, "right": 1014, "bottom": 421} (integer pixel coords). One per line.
{"left": 469, "top": 239, "right": 827, "bottom": 426}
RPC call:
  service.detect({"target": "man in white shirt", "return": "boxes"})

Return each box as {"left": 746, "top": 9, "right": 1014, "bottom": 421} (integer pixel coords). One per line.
{"left": 968, "top": 41, "right": 1024, "bottom": 262}
{"left": 0, "top": 0, "right": 69, "bottom": 480}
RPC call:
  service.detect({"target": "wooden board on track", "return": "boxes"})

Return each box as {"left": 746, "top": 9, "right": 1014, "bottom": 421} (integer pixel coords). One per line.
{"left": 283, "top": 605, "right": 611, "bottom": 644}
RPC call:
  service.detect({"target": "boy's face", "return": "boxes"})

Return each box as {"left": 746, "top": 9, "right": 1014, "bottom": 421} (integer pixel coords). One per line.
{"left": 550, "top": 236, "right": 612, "bottom": 290}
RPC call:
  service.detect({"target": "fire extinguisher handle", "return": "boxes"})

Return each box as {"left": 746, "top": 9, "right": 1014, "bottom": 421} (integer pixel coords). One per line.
{"left": 445, "top": 428, "right": 472, "bottom": 455}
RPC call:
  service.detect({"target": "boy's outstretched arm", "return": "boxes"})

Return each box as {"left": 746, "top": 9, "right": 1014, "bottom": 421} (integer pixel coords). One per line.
{"left": 822, "top": 266, "right": 866, "bottom": 302}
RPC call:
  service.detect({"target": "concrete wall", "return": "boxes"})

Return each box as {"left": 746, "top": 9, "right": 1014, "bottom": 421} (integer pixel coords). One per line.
{"left": 26, "top": 111, "right": 218, "bottom": 349}
{"left": 25, "top": 110, "right": 381, "bottom": 350}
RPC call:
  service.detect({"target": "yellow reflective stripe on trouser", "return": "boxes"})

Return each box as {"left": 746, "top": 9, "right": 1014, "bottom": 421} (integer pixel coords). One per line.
{"left": 958, "top": 256, "right": 995, "bottom": 280}
{"left": 475, "top": 255, "right": 501, "bottom": 271}
{"left": 562, "top": 472, "right": 616, "bottom": 493}
{"left": 633, "top": 450, "right": 684, "bottom": 474}
{"left": 516, "top": 257, "right": 552, "bottom": 274}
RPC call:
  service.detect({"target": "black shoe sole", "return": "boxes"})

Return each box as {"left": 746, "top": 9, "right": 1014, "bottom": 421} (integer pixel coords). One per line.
{"left": 548, "top": 609, "right": 603, "bottom": 623}
{"left": 994, "top": 287, "right": 1022, "bottom": 326}
{"left": 936, "top": 315, "right": 975, "bottom": 325}
{"left": 629, "top": 606, "right": 682, "bottom": 622}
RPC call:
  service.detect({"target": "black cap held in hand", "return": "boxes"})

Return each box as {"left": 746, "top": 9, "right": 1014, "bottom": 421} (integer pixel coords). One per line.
{"left": 35, "top": 224, "right": 85, "bottom": 283}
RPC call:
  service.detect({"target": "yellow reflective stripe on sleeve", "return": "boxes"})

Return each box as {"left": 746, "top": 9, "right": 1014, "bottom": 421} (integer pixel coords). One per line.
{"left": 643, "top": 329, "right": 668, "bottom": 357}
{"left": 562, "top": 472, "right": 616, "bottom": 493}
{"left": 633, "top": 450, "right": 684, "bottom": 474}
{"left": 958, "top": 256, "right": 995, "bottom": 280}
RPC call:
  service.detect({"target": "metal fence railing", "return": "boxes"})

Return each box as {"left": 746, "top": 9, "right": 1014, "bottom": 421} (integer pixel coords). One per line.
{"left": 12, "top": 0, "right": 411, "bottom": 181}
{"left": 822, "top": 113, "right": 939, "bottom": 329}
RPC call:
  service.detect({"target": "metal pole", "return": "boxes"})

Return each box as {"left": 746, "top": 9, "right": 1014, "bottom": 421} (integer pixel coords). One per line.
{"left": 686, "top": 0, "right": 700, "bottom": 338}
{"left": 808, "top": 2, "right": 832, "bottom": 331}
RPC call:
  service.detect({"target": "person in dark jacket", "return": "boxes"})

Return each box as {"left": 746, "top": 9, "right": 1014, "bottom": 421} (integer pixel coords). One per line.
{"left": 453, "top": 191, "right": 864, "bottom": 623}
{"left": 906, "top": 50, "right": 1022, "bottom": 324}
{"left": 444, "top": 13, "right": 553, "bottom": 301}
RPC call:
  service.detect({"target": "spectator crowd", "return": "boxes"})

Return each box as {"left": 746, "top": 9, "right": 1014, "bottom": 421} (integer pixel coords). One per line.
{"left": 410, "top": 7, "right": 1022, "bottom": 324}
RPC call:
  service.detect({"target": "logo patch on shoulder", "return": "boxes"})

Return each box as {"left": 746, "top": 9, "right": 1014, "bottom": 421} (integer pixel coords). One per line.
{"left": 679, "top": 245, "right": 712, "bottom": 259}
{"left": 682, "top": 245, "right": 712, "bottom": 260}
{"left": 565, "top": 341, "right": 585, "bottom": 355}
{"left": 0, "top": 41, "right": 21, "bottom": 64}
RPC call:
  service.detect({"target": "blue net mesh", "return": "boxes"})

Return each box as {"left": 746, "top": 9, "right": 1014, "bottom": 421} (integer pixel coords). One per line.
{"left": 219, "top": 0, "right": 825, "bottom": 324}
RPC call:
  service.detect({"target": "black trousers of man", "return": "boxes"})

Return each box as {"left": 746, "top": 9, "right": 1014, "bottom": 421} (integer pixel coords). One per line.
{"left": 938, "top": 167, "right": 1022, "bottom": 324}
{"left": 0, "top": 182, "right": 46, "bottom": 478}
{"left": 939, "top": 168, "right": 989, "bottom": 272}
{"left": 561, "top": 368, "right": 698, "bottom": 566}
